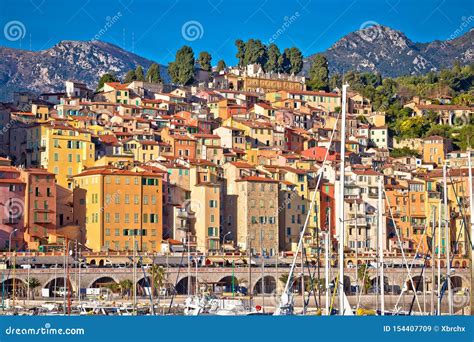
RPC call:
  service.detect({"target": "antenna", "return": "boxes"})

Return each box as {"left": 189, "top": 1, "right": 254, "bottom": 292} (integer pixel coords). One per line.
{"left": 132, "top": 32, "right": 135, "bottom": 53}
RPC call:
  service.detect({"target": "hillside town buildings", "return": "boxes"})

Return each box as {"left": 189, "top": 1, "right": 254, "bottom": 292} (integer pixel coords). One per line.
{"left": 0, "top": 76, "right": 472, "bottom": 263}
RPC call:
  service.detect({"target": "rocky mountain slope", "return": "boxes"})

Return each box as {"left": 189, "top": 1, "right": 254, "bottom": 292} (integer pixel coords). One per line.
{"left": 304, "top": 25, "right": 473, "bottom": 77}
{"left": 0, "top": 40, "right": 166, "bottom": 101}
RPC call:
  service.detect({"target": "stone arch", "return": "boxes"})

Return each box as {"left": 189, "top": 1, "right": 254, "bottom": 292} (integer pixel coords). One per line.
{"left": 175, "top": 276, "right": 197, "bottom": 295}
{"left": 89, "top": 259, "right": 96, "bottom": 265}
{"left": 450, "top": 275, "right": 464, "bottom": 290}
{"left": 218, "top": 276, "right": 239, "bottom": 291}
{"left": 369, "top": 276, "right": 389, "bottom": 292}
{"left": 137, "top": 276, "right": 153, "bottom": 296}
{"left": 44, "top": 277, "right": 73, "bottom": 296}
{"left": 1, "top": 277, "right": 26, "bottom": 297}
{"left": 253, "top": 276, "right": 276, "bottom": 295}
{"left": 405, "top": 275, "right": 424, "bottom": 292}
{"left": 331, "top": 275, "right": 352, "bottom": 294}
{"left": 88, "top": 276, "right": 119, "bottom": 289}
{"left": 346, "top": 259, "right": 355, "bottom": 267}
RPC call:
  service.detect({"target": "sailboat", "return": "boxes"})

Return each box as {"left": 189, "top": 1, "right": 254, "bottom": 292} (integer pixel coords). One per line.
{"left": 274, "top": 84, "right": 351, "bottom": 316}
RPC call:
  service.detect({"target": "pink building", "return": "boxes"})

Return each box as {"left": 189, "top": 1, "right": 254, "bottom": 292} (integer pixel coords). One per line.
{"left": 0, "top": 166, "right": 25, "bottom": 250}
{"left": 20, "top": 169, "right": 57, "bottom": 250}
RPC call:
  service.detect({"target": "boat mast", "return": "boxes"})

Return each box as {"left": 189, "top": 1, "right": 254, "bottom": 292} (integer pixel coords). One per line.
{"left": 378, "top": 176, "right": 385, "bottom": 315}
{"left": 443, "top": 163, "right": 453, "bottom": 314}
{"left": 467, "top": 147, "right": 473, "bottom": 315}
{"left": 437, "top": 201, "right": 441, "bottom": 315}
{"left": 337, "top": 84, "right": 349, "bottom": 315}
{"left": 325, "top": 214, "right": 330, "bottom": 315}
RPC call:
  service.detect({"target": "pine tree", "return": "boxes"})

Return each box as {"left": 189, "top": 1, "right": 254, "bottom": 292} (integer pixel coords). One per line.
{"left": 96, "top": 73, "right": 119, "bottom": 91}
{"left": 216, "top": 59, "right": 226, "bottom": 72}
{"left": 168, "top": 46, "right": 195, "bottom": 85}
{"left": 265, "top": 43, "right": 281, "bottom": 73}
{"left": 124, "top": 69, "right": 136, "bottom": 83}
{"left": 197, "top": 51, "right": 212, "bottom": 71}
{"left": 135, "top": 65, "right": 145, "bottom": 81}
{"left": 145, "top": 63, "right": 162, "bottom": 83}
{"left": 308, "top": 54, "right": 329, "bottom": 91}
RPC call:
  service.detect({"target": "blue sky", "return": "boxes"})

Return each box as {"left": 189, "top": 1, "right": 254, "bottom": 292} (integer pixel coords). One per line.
{"left": 0, "top": 0, "right": 473, "bottom": 65}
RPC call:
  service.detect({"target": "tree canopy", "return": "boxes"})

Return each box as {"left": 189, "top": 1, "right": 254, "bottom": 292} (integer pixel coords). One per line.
{"left": 145, "top": 63, "right": 162, "bottom": 83}
{"left": 96, "top": 73, "right": 119, "bottom": 91}
{"left": 168, "top": 46, "right": 195, "bottom": 85}
{"left": 197, "top": 51, "right": 212, "bottom": 72}
{"left": 307, "top": 54, "right": 329, "bottom": 91}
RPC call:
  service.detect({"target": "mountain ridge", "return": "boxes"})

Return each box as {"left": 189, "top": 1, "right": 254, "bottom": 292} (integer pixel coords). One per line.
{"left": 304, "top": 24, "right": 473, "bottom": 77}
{"left": 0, "top": 25, "right": 472, "bottom": 100}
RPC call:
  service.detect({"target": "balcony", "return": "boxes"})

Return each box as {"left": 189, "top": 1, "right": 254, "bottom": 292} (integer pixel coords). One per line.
{"left": 34, "top": 217, "right": 52, "bottom": 224}
{"left": 2, "top": 218, "right": 20, "bottom": 225}
{"left": 347, "top": 218, "right": 368, "bottom": 227}
{"left": 367, "top": 189, "right": 379, "bottom": 198}
{"left": 177, "top": 209, "right": 190, "bottom": 219}
{"left": 412, "top": 224, "right": 425, "bottom": 231}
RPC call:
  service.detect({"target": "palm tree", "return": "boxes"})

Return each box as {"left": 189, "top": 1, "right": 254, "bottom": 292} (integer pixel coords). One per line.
{"left": 105, "top": 283, "right": 120, "bottom": 294}
{"left": 149, "top": 265, "right": 166, "bottom": 305}
{"left": 27, "top": 278, "right": 41, "bottom": 300}
{"left": 357, "top": 264, "right": 371, "bottom": 294}
{"left": 119, "top": 279, "right": 133, "bottom": 299}
{"left": 279, "top": 273, "right": 290, "bottom": 285}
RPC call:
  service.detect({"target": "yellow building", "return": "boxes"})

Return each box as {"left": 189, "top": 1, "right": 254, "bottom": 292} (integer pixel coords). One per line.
{"left": 73, "top": 167, "right": 164, "bottom": 252}
{"left": 42, "top": 124, "right": 95, "bottom": 189}
{"left": 100, "top": 82, "right": 131, "bottom": 104}
{"left": 423, "top": 135, "right": 452, "bottom": 166}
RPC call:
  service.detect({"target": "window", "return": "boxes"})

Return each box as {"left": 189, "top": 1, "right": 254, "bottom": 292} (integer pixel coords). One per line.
{"left": 105, "top": 228, "right": 110, "bottom": 236}
{"left": 114, "top": 213, "right": 120, "bottom": 223}
{"left": 115, "top": 228, "right": 119, "bottom": 236}
{"left": 209, "top": 200, "right": 217, "bottom": 208}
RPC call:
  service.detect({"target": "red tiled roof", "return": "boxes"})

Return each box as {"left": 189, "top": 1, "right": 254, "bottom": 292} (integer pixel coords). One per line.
{"left": 235, "top": 176, "right": 279, "bottom": 183}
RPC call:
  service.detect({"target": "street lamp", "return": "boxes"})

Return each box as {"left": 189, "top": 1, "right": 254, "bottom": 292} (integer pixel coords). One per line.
{"left": 222, "top": 231, "right": 231, "bottom": 253}
{"left": 8, "top": 228, "right": 18, "bottom": 254}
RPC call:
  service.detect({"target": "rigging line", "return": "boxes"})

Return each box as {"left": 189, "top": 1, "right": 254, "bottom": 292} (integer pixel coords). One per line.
{"left": 407, "top": 225, "right": 431, "bottom": 315}
{"left": 436, "top": 169, "right": 472, "bottom": 311}
{"left": 303, "top": 246, "right": 319, "bottom": 310}
{"left": 438, "top": 216, "right": 465, "bottom": 307}
{"left": 278, "top": 110, "right": 341, "bottom": 308}
{"left": 167, "top": 249, "right": 185, "bottom": 314}
{"left": 139, "top": 256, "right": 155, "bottom": 315}
{"left": 447, "top": 171, "right": 472, "bottom": 249}
{"left": 383, "top": 187, "right": 423, "bottom": 314}
{"left": 408, "top": 260, "right": 427, "bottom": 315}
{"left": 355, "top": 262, "right": 369, "bottom": 311}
